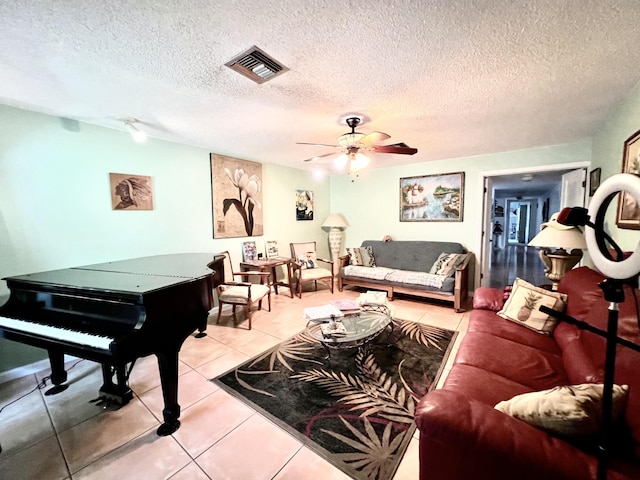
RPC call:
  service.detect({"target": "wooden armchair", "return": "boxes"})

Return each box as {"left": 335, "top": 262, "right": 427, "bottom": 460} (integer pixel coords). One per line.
{"left": 289, "top": 242, "right": 334, "bottom": 298}
{"left": 209, "top": 251, "right": 271, "bottom": 330}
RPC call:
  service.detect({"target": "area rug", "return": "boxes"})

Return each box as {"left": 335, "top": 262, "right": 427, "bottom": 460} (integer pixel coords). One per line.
{"left": 212, "top": 318, "right": 456, "bottom": 480}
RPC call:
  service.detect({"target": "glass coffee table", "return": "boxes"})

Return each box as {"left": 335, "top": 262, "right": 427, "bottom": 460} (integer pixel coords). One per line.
{"left": 306, "top": 304, "right": 393, "bottom": 359}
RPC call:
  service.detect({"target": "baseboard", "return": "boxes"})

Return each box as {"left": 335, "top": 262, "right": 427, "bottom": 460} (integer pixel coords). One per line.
{"left": 0, "top": 355, "right": 78, "bottom": 385}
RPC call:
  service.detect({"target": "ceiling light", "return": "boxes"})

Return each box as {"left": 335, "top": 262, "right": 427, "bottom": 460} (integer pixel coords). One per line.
{"left": 334, "top": 154, "right": 348, "bottom": 170}
{"left": 521, "top": 173, "right": 534, "bottom": 182}
{"left": 349, "top": 153, "right": 370, "bottom": 171}
{"left": 124, "top": 119, "right": 147, "bottom": 143}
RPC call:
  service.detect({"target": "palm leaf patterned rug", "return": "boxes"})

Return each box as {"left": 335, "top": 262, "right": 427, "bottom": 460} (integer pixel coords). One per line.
{"left": 212, "top": 319, "right": 456, "bottom": 480}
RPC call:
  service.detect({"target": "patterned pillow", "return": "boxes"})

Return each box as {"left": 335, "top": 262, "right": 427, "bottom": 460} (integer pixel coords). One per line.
{"left": 297, "top": 252, "right": 317, "bottom": 269}
{"left": 347, "top": 246, "right": 376, "bottom": 267}
{"left": 429, "top": 253, "right": 465, "bottom": 277}
{"left": 495, "top": 384, "right": 629, "bottom": 437}
{"left": 497, "top": 278, "right": 567, "bottom": 335}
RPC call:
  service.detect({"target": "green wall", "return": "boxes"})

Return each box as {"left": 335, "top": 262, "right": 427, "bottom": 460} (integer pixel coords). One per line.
{"left": 329, "top": 141, "right": 591, "bottom": 259}
{"left": 2, "top": 76, "right": 640, "bottom": 375}
{"left": 592, "top": 81, "right": 640, "bottom": 252}
{"left": 0, "top": 105, "right": 330, "bottom": 373}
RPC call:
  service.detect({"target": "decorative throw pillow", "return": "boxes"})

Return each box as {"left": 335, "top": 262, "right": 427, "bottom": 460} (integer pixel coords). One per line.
{"left": 297, "top": 252, "right": 317, "bottom": 269}
{"left": 497, "top": 277, "right": 567, "bottom": 334}
{"left": 495, "top": 384, "right": 629, "bottom": 437}
{"left": 429, "top": 252, "right": 465, "bottom": 277}
{"left": 347, "top": 246, "right": 376, "bottom": 267}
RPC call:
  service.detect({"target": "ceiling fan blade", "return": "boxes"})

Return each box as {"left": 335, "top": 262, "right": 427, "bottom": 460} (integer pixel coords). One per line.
{"left": 296, "top": 142, "right": 340, "bottom": 148}
{"left": 302, "top": 152, "right": 338, "bottom": 162}
{"left": 371, "top": 143, "right": 418, "bottom": 155}
{"left": 360, "top": 131, "right": 391, "bottom": 145}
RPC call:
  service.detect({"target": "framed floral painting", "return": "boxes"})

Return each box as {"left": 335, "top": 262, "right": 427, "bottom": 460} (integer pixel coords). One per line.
{"left": 617, "top": 129, "right": 640, "bottom": 230}
{"left": 210, "top": 154, "right": 263, "bottom": 238}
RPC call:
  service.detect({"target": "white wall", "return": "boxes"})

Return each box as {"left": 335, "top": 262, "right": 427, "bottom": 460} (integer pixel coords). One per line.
{"left": 0, "top": 105, "right": 330, "bottom": 371}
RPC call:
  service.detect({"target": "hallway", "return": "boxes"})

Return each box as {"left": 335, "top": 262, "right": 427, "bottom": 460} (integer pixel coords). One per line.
{"left": 488, "top": 244, "right": 548, "bottom": 288}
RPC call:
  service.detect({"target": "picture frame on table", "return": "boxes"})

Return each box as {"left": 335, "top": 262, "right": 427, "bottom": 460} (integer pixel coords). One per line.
{"left": 265, "top": 240, "right": 279, "bottom": 258}
{"left": 242, "top": 241, "right": 258, "bottom": 261}
{"left": 616, "top": 129, "right": 640, "bottom": 230}
{"left": 399, "top": 172, "right": 464, "bottom": 222}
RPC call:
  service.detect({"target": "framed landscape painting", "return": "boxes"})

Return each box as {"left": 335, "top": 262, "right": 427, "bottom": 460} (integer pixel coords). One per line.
{"left": 617, "top": 129, "right": 640, "bottom": 230}
{"left": 210, "top": 154, "right": 263, "bottom": 238}
{"left": 400, "top": 172, "right": 464, "bottom": 222}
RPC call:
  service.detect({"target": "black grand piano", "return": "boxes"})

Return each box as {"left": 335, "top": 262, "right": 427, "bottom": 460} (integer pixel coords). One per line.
{"left": 0, "top": 253, "right": 225, "bottom": 436}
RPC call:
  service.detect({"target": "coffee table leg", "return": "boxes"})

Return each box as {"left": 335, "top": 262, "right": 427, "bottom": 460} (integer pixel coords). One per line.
{"left": 320, "top": 342, "right": 331, "bottom": 360}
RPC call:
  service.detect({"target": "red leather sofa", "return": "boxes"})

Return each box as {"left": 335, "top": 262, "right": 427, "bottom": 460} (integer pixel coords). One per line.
{"left": 415, "top": 266, "right": 640, "bottom": 479}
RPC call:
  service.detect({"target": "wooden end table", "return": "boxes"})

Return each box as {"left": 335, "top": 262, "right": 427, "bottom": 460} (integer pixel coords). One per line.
{"left": 239, "top": 257, "right": 294, "bottom": 298}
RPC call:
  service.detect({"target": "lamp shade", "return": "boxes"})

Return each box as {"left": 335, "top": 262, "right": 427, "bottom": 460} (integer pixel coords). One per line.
{"left": 528, "top": 224, "right": 587, "bottom": 250}
{"left": 322, "top": 213, "right": 349, "bottom": 228}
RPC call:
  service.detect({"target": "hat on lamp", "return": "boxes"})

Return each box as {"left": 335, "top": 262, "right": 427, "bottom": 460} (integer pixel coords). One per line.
{"left": 541, "top": 212, "right": 573, "bottom": 231}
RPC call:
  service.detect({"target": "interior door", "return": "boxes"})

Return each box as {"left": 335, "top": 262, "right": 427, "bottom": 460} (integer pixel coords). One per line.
{"left": 480, "top": 176, "right": 494, "bottom": 287}
{"left": 560, "top": 168, "right": 587, "bottom": 209}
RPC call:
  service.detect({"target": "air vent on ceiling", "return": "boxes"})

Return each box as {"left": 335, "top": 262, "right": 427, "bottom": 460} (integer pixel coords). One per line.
{"left": 225, "top": 46, "right": 288, "bottom": 84}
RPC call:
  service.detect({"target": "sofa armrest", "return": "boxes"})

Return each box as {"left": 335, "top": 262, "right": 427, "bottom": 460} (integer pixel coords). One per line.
{"left": 472, "top": 286, "right": 505, "bottom": 311}
{"left": 452, "top": 252, "right": 472, "bottom": 312}
{"left": 338, "top": 254, "right": 350, "bottom": 269}
{"left": 415, "top": 390, "right": 598, "bottom": 480}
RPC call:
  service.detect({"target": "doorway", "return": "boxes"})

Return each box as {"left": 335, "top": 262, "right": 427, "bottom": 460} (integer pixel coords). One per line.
{"left": 507, "top": 200, "right": 533, "bottom": 244}
{"left": 478, "top": 164, "right": 589, "bottom": 289}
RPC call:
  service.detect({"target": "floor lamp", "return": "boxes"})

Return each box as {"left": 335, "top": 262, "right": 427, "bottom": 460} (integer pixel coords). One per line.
{"left": 528, "top": 212, "right": 587, "bottom": 290}
{"left": 322, "top": 213, "right": 349, "bottom": 275}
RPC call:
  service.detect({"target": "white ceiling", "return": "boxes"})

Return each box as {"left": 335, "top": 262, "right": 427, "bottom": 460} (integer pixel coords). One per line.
{"left": 2, "top": 1, "right": 640, "bottom": 173}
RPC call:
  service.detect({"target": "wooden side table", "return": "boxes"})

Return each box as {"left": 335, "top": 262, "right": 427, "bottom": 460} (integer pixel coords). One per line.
{"left": 239, "top": 257, "right": 294, "bottom": 298}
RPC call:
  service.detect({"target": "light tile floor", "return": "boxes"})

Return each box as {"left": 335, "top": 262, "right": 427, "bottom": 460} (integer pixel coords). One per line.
{"left": 0, "top": 285, "right": 470, "bottom": 479}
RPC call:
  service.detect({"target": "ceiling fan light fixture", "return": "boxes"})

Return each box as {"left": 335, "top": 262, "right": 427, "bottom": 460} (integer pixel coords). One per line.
{"left": 338, "top": 132, "right": 365, "bottom": 147}
{"left": 334, "top": 154, "right": 348, "bottom": 170}
{"left": 349, "top": 153, "right": 370, "bottom": 171}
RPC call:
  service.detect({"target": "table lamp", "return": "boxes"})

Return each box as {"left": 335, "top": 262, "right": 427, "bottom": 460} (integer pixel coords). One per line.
{"left": 322, "top": 213, "right": 349, "bottom": 273}
{"left": 528, "top": 212, "right": 587, "bottom": 290}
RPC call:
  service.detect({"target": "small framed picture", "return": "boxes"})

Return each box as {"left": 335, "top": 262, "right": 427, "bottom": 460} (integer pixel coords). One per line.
{"left": 617, "top": 129, "right": 640, "bottom": 229}
{"left": 589, "top": 168, "right": 601, "bottom": 196}
{"left": 265, "top": 240, "right": 279, "bottom": 258}
{"left": 242, "top": 241, "right": 258, "bottom": 261}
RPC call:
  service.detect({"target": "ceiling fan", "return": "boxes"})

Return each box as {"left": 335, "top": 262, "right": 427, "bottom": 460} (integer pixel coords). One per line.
{"left": 297, "top": 116, "right": 417, "bottom": 172}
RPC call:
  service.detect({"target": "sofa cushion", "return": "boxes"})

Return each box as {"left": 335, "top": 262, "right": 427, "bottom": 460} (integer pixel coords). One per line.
{"left": 497, "top": 278, "right": 567, "bottom": 335}
{"left": 361, "top": 240, "right": 464, "bottom": 271}
{"left": 429, "top": 252, "right": 465, "bottom": 277}
{"left": 346, "top": 246, "right": 376, "bottom": 267}
{"left": 454, "top": 331, "right": 568, "bottom": 391}
{"left": 442, "top": 363, "right": 534, "bottom": 407}
{"left": 468, "top": 310, "right": 561, "bottom": 355}
{"left": 495, "top": 384, "right": 629, "bottom": 437}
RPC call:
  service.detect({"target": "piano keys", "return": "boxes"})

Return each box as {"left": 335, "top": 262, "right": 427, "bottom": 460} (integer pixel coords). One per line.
{"left": 0, "top": 253, "right": 225, "bottom": 436}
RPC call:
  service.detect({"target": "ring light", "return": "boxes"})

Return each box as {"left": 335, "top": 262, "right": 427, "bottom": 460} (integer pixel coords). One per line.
{"left": 586, "top": 173, "right": 640, "bottom": 279}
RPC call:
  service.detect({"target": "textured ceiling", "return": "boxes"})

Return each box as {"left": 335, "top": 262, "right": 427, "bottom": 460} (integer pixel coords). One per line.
{"left": 1, "top": 1, "right": 640, "bottom": 173}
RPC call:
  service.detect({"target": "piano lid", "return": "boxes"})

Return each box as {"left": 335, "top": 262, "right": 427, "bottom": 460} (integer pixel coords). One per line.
{"left": 3, "top": 253, "right": 222, "bottom": 297}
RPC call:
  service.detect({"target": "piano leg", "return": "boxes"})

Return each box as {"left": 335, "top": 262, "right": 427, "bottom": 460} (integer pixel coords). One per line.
{"left": 155, "top": 349, "right": 181, "bottom": 436}
{"left": 44, "top": 349, "right": 69, "bottom": 396}
{"left": 98, "top": 363, "right": 133, "bottom": 406}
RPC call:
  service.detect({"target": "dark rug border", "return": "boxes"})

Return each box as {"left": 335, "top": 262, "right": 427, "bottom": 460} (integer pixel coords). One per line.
{"left": 211, "top": 322, "right": 458, "bottom": 479}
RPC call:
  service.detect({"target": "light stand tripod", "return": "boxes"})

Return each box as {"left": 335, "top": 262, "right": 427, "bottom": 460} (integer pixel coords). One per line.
{"left": 545, "top": 173, "right": 640, "bottom": 480}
